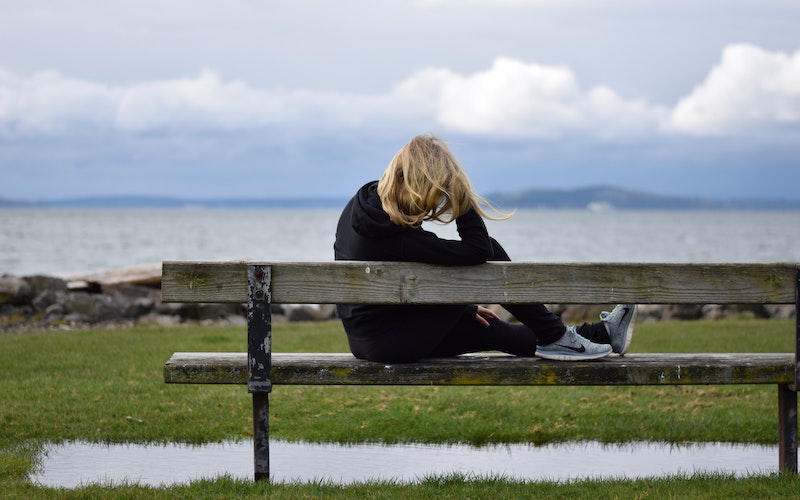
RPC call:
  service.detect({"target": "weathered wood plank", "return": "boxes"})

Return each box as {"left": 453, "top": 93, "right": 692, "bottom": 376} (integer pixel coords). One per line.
{"left": 161, "top": 261, "right": 247, "bottom": 303}
{"left": 164, "top": 352, "right": 795, "bottom": 386}
{"left": 161, "top": 261, "right": 797, "bottom": 305}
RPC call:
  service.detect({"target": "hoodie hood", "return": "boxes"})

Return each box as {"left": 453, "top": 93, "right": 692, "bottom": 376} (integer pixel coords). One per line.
{"left": 350, "top": 181, "right": 404, "bottom": 238}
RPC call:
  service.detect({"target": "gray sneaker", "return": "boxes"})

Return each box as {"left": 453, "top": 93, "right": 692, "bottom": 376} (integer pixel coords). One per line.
{"left": 600, "top": 304, "right": 637, "bottom": 355}
{"left": 536, "top": 326, "right": 612, "bottom": 361}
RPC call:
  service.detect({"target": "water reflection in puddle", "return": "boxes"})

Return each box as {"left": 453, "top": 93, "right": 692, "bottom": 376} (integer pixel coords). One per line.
{"left": 31, "top": 440, "right": 778, "bottom": 488}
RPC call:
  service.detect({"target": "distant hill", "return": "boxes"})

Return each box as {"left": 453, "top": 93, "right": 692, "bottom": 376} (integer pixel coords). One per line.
{"left": 0, "top": 196, "right": 348, "bottom": 209}
{"left": 485, "top": 186, "right": 800, "bottom": 211}
{"left": 2, "top": 187, "right": 800, "bottom": 210}
{"left": 0, "top": 198, "right": 37, "bottom": 207}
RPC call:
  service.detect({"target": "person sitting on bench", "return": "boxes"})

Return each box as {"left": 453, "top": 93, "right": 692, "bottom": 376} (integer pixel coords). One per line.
{"left": 334, "top": 133, "right": 636, "bottom": 363}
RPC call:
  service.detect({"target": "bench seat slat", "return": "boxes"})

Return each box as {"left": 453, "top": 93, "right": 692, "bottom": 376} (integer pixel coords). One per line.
{"left": 164, "top": 352, "right": 795, "bottom": 387}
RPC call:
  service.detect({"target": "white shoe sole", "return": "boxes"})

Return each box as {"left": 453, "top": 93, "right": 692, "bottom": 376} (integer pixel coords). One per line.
{"left": 535, "top": 348, "right": 612, "bottom": 362}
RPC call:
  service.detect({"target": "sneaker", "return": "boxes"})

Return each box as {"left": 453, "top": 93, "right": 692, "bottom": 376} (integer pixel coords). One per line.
{"left": 600, "top": 304, "right": 637, "bottom": 355}
{"left": 536, "top": 326, "right": 612, "bottom": 361}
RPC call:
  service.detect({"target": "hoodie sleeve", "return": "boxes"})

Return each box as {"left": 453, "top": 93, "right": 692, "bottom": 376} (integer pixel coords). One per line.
{"left": 397, "top": 208, "right": 494, "bottom": 265}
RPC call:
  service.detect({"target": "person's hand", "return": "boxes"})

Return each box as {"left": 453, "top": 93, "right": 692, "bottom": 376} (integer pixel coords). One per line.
{"left": 475, "top": 305, "right": 500, "bottom": 327}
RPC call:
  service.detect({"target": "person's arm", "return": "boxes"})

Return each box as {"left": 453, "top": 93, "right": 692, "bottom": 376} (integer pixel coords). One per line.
{"left": 398, "top": 207, "right": 494, "bottom": 265}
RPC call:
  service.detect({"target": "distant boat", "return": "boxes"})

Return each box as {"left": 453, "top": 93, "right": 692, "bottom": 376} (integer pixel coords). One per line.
{"left": 586, "top": 201, "right": 614, "bottom": 213}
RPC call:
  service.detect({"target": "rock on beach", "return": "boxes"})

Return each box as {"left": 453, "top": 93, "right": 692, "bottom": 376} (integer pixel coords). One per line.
{"left": 0, "top": 266, "right": 337, "bottom": 333}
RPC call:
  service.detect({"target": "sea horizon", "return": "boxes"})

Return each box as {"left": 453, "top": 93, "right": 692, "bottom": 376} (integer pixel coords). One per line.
{"left": 2, "top": 208, "right": 800, "bottom": 278}
{"left": 3, "top": 184, "right": 800, "bottom": 211}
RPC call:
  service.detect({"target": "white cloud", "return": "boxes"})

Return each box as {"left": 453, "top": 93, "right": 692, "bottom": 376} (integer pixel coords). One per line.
{"left": 0, "top": 67, "right": 415, "bottom": 136}
{"left": 670, "top": 44, "right": 800, "bottom": 135}
{"left": 115, "top": 70, "right": 278, "bottom": 132}
{"left": 0, "top": 68, "right": 118, "bottom": 134}
{"left": 0, "top": 59, "right": 669, "bottom": 141}
{"left": 0, "top": 68, "right": 320, "bottom": 135}
{"left": 1, "top": 44, "right": 798, "bottom": 141}
{"left": 414, "top": 57, "right": 668, "bottom": 139}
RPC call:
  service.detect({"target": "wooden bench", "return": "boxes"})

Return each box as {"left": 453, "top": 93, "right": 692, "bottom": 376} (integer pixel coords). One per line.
{"left": 161, "top": 261, "right": 800, "bottom": 481}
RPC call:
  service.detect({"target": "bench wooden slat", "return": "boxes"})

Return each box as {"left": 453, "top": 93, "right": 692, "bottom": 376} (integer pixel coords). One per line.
{"left": 161, "top": 261, "right": 797, "bottom": 305}
{"left": 164, "top": 352, "right": 795, "bottom": 386}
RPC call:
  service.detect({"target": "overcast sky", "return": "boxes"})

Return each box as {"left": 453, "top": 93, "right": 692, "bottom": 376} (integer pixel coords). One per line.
{"left": 1, "top": 0, "right": 799, "bottom": 202}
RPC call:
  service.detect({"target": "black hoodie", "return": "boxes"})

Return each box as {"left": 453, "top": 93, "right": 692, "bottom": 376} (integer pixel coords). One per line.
{"left": 333, "top": 181, "right": 494, "bottom": 356}
{"left": 334, "top": 181, "right": 494, "bottom": 264}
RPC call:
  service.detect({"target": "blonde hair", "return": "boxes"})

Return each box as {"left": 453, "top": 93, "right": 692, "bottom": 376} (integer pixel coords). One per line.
{"left": 377, "top": 134, "right": 513, "bottom": 228}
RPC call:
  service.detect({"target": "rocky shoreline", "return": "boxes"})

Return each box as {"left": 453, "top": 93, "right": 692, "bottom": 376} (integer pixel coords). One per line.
{"left": 1, "top": 268, "right": 795, "bottom": 334}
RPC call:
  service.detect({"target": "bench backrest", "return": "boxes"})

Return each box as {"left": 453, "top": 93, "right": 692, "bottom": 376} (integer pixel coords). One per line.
{"left": 162, "top": 261, "right": 798, "bottom": 305}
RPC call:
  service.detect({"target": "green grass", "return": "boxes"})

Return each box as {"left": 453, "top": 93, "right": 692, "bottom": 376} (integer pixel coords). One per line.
{"left": 1, "top": 318, "right": 798, "bottom": 497}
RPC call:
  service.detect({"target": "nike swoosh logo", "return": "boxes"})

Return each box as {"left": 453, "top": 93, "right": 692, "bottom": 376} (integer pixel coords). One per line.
{"left": 554, "top": 344, "right": 585, "bottom": 353}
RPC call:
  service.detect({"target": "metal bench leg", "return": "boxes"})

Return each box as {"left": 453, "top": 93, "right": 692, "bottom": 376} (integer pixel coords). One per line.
{"left": 779, "top": 384, "right": 798, "bottom": 474}
{"left": 785, "top": 265, "right": 800, "bottom": 474}
{"left": 253, "top": 392, "right": 270, "bottom": 481}
{"left": 248, "top": 264, "right": 273, "bottom": 481}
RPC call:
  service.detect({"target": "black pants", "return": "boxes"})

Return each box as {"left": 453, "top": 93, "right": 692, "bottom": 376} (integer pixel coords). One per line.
{"left": 490, "top": 237, "right": 608, "bottom": 339}
{"left": 342, "top": 239, "right": 609, "bottom": 363}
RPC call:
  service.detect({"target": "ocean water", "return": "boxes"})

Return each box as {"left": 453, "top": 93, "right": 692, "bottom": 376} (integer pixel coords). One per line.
{"left": 1, "top": 208, "right": 799, "bottom": 277}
